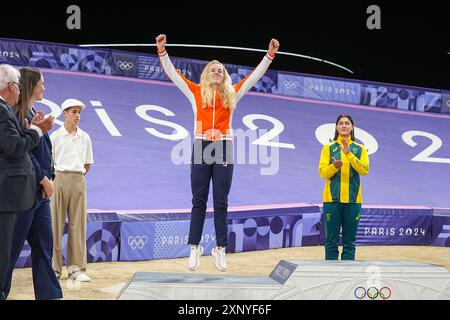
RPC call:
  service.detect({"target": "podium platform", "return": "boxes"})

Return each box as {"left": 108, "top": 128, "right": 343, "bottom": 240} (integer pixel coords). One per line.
{"left": 117, "top": 272, "right": 282, "bottom": 300}
{"left": 117, "top": 260, "right": 450, "bottom": 300}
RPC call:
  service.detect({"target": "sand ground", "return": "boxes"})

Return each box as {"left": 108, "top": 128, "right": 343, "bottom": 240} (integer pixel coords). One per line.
{"left": 7, "top": 245, "right": 450, "bottom": 300}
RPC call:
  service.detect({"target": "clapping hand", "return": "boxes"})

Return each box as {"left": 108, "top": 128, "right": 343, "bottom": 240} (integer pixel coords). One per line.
{"left": 341, "top": 138, "right": 349, "bottom": 154}
{"left": 332, "top": 157, "right": 342, "bottom": 169}
{"left": 32, "top": 112, "right": 54, "bottom": 133}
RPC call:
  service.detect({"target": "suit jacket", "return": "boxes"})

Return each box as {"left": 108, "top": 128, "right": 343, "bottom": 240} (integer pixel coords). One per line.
{"left": 0, "top": 98, "right": 39, "bottom": 213}
{"left": 27, "top": 109, "right": 54, "bottom": 193}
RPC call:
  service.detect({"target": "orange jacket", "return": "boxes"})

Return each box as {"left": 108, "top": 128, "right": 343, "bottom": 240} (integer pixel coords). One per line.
{"left": 159, "top": 50, "right": 274, "bottom": 141}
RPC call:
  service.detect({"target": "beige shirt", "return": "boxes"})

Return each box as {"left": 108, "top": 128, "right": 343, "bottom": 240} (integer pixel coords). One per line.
{"left": 50, "top": 125, "right": 94, "bottom": 173}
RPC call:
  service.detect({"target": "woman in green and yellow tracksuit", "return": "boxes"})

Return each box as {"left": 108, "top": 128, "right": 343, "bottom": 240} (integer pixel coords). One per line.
{"left": 318, "top": 114, "right": 369, "bottom": 260}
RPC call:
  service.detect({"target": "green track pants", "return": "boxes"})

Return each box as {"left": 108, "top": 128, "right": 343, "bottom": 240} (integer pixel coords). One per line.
{"left": 323, "top": 202, "right": 361, "bottom": 260}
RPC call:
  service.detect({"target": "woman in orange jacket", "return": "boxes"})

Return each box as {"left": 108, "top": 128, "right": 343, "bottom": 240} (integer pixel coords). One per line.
{"left": 156, "top": 34, "right": 279, "bottom": 272}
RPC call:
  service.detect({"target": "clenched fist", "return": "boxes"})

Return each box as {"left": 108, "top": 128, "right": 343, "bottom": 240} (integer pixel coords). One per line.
{"left": 155, "top": 34, "right": 167, "bottom": 53}
{"left": 268, "top": 38, "right": 280, "bottom": 57}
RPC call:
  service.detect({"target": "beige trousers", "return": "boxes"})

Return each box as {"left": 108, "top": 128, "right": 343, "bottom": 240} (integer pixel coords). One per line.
{"left": 51, "top": 172, "right": 87, "bottom": 277}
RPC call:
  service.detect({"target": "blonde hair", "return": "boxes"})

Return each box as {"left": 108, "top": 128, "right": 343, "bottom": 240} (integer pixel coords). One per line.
{"left": 199, "top": 60, "right": 236, "bottom": 110}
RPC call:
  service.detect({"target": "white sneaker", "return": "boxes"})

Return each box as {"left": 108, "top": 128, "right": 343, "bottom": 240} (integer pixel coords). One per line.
{"left": 211, "top": 246, "right": 227, "bottom": 272}
{"left": 75, "top": 273, "right": 91, "bottom": 282}
{"left": 188, "top": 245, "right": 203, "bottom": 271}
{"left": 67, "top": 265, "right": 81, "bottom": 280}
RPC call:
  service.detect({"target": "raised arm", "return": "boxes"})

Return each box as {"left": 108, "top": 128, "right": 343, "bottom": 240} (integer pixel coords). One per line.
{"left": 268, "top": 38, "right": 280, "bottom": 58}
{"left": 235, "top": 38, "right": 280, "bottom": 101}
{"left": 155, "top": 33, "right": 167, "bottom": 54}
{"left": 155, "top": 34, "right": 196, "bottom": 106}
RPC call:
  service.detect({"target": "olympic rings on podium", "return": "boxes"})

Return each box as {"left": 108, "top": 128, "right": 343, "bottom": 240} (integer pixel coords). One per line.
{"left": 354, "top": 286, "right": 392, "bottom": 300}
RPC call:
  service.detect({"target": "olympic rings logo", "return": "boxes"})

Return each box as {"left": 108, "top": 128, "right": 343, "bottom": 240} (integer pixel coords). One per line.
{"left": 354, "top": 286, "right": 392, "bottom": 300}
{"left": 128, "top": 235, "right": 148, "bottom": 249}
{"left": 283, "top": 80, "right": 299, "bottom": 89}
{"left": 117, "top": 60, "right": 134, "bottom": 70}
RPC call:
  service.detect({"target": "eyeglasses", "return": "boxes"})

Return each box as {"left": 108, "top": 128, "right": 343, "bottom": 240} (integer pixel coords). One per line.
{"left": 10, "top": 82, "right": 23, "bottom": 90}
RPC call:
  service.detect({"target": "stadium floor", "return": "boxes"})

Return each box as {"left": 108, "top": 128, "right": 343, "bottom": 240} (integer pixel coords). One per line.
{"left": 8, "top": 245, "right": 450, "bottom": 300}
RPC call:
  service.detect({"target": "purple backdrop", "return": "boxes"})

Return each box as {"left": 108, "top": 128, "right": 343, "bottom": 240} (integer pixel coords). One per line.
{"left": 118, "top": 205, "right": 321, "bottom": 261}
{"left": 431, "top": 209, "right": 450, "bottom": 246}
{"left": 318, "top": 206, "right": 433, "bottom": 246}
{"left": 31, "top": 69, "right": 450, "bottom": 211}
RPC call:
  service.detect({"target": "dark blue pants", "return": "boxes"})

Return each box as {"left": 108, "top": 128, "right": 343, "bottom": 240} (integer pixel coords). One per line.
{"left": 188, "top": 140, "right": 233, "bottom": 248}
{"left": 3, "top": 191, "right": 63, "bottom": 300}
{"left": 0, "top": 212, "right": 17, "bottom": 300}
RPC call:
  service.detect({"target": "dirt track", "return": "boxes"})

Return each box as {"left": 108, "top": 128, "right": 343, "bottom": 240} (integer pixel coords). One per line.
{"left": 7, "top": 245, "right": 450, "bottom": 300}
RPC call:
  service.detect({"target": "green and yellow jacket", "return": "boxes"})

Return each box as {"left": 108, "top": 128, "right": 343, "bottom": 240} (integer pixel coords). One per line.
{"left": 318, "top": 136, "right": 369, "bottom": 203}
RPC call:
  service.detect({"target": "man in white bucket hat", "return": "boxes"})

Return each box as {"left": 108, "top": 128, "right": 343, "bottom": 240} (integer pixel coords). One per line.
{"left": 50, "top": 99, "right": 94, "bottom": 282}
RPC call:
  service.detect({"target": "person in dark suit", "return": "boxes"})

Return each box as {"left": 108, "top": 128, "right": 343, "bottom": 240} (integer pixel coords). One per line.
{"left": 2, "top": 67, "right": 62, "bottom": 300}
{"left": 0, "top": 64, "right": 53, "bottom": 300}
